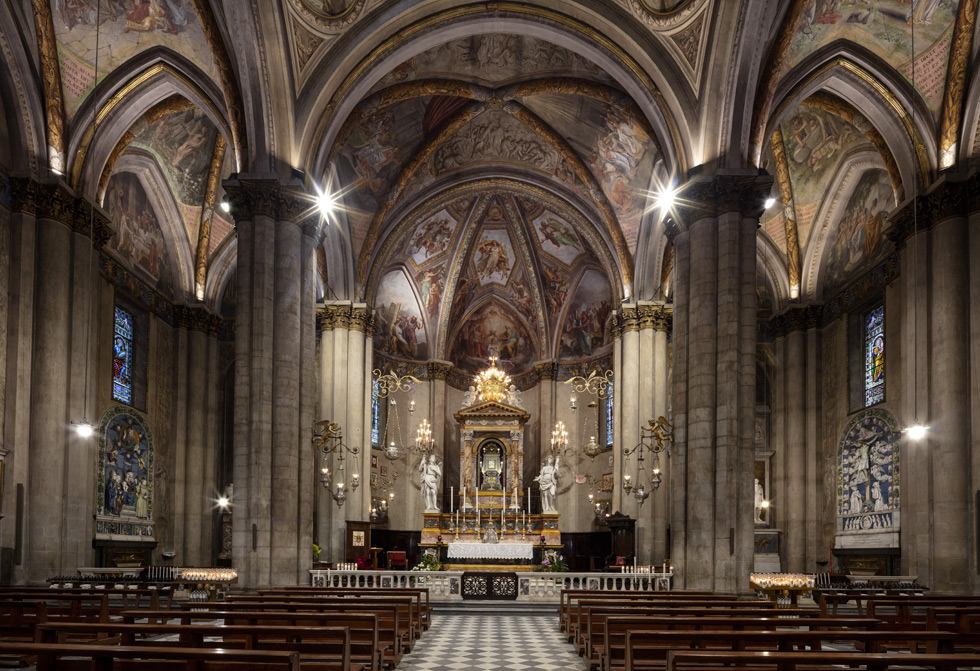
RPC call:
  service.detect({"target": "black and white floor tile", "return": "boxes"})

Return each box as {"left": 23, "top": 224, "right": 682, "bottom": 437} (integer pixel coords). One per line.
{"left": 399, "top": 614, "right": 586, "bottom": 671}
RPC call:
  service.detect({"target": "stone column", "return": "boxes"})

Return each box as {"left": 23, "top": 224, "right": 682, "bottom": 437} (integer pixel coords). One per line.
{"left": 225, "top": 178, "right": 317, "bottom": 587}
{"left": 670, "top": 171, "right": 770, "bottom": 591}
{"left": 315, "top": 302, "right": 372, "bottom": 561}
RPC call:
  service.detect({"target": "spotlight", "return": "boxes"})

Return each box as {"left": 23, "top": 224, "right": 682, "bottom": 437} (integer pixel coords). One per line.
{"left": 220, "top": 199, "right": 230, "bottom": 213}
{"left": 789, "top": 284, "right": 799, "bottom": 299}
{"left": 655, "top": 187, "right": 675, "bottom": 213}
{"left": 905, "top": 423, "right": 929, "bottom": 441}
{"left": 764, "top": 196, "right": 776, "bottom": 209}
{"left": 217, "top": 496, "right": 230, "bottom": 509}
{"left": 316, "top": 189, "right": 335, "bottom": 217}
{"left": 74, "top": 422, "right": 95, "bottom": 438}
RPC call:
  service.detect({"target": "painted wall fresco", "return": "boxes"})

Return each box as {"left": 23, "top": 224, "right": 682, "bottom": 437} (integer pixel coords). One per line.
{"left": 129, "top": 105, "right": 218, "bottom": 245}
{"left": 415, "top": 266, "right": 446, "bottom": 321}
{"left": 532, "top": 210, "right": 585, "bottom": 266}
{"left": 558, "top": 269, "right": 613, "bottom": 359}
{"left": 449, "top": 301, "right": 537, "bottom": 375}
{"left": 374, "top": 269, "right": 427, "bottom": 360}
{"left": 785, "top": 0, "right": 961, "bottom": 114}
{"left": 541, "top": 259, "right": 570, "bottom": 319}
{"left": 837, "top": 408, "right": 900, "bottom": 533}
{"left": 96, "top": 406, "right": 154, "bottom": 539}
{"left": 823, "top": 168, "right": 893, "bottom": 295}
{"left": 779, "top": 107, "right": 869, "bottom": 248}
{"left": 51, "top": 0, "right": 216, "bottom": 119}
{"left": 105, "top": 171, "right": 174, "bottom": 296}
{"left": 373, "top": 34, "right": 612, "bottom": 90}
{"left": 472, "top": 228, "right": 516, "bottom": 286}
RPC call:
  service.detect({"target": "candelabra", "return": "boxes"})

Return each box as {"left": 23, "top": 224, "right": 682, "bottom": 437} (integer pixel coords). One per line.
{"left": 622, "top": 416, "right": 672, "bottom": 506}
{"left": 550, "top": 420, "right": 568, "bottom": 460}
{"left": 314, "top": 420, "right": 360, "bottom": 508}
{"left": 415, "top": 418, "right": 434, "bottom": 457}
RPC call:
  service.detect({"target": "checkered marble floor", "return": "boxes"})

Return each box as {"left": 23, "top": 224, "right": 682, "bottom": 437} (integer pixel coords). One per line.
{"left": 400, "top": 614, "right": 586, "bottom": 671}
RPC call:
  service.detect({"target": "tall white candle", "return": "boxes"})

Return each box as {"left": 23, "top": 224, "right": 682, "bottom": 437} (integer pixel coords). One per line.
{"left": 450, "top": 486, "right": 454, "bottom": 513}
{"left": 501, "top": 493, "right": 504, "bottom": 528}
{"left": 476, "top": 490, "right": 480, "bottom": 525}
{"left": 527, "top": 487, "right": 531, "bottom": 513}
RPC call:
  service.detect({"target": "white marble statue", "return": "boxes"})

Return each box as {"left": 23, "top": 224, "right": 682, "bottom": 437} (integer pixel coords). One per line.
{"left": 419, "top": 454, "right": 442, "bottom": 512}
{"left": 461, "top": 386, "right": 477, "bottom": 409}
{"left": 753, "top": 478, "right": 765, "bottom": 524}
{"left": 535, "top": 455, "right": 560, "bottom": 513}
{"left": 506, "top": 384, "right": 524, "bottom": 409}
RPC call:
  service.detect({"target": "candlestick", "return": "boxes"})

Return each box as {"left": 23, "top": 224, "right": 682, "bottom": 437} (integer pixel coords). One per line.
{"left": 450, "top": 486, "right": 454, "bottom": 513}
{"left": 476, "top": 490, "right": 480, "bottom": 525}
{"left": 527, "top": 487, "right": 531, "bottom": 513}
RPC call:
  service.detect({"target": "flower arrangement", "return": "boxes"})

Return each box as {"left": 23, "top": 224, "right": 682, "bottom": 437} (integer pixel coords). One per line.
{"left": 536, "top": 552, "right": 568, "bottom": 572}
{"left": 312, "top": 544, "right": 321, "bottom": 561}
{"left": 412, "top": 554, "right": 442, "bottom": 571}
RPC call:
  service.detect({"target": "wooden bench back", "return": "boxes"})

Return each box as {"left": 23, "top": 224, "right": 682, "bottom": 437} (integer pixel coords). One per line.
{"left": 0, "top": 641, "right": 301, "bottom": 670}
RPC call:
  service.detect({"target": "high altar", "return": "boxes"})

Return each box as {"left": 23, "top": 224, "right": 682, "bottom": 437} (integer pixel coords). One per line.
{"left": 419, "top": 357, "right": 561, "bottom": 568}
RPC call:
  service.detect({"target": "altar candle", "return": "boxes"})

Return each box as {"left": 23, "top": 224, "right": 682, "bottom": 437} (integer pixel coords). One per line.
{"left": 450, "top": 486, "right": 454, "bottom": 513}
{"left": 501, "top": 494, "right": 505, "bottom": 527}
{"left": 476, "top": 491, "right": 480, "bottom": 525}
{"left": 527, "top": 487, "right": 531, "bottom": 512}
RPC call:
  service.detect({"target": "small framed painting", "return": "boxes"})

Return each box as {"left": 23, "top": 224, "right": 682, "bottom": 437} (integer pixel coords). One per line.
{"left": 352, "top": 530, "right": 365, "bottom": 547}
{"left": 380, "top": 466, "right": 388, "bottom": 477}
{"left": 371, "top": 455, "right": 378, "bottom": 468}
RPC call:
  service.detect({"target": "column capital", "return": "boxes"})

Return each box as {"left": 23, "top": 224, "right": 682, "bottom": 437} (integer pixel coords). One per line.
{"left": 887, "top": 175, "right": 970, "bottom": 248}
{"left": 223, "top": 177, "right": 318, "bottom": 233}
{"left": 532, "top": 360, "right": 558, "bottom": 381}
{"left": 317, "top": 302, "right": 371, "bottom": 332}
{"left": 637, "top": 303, "right": 673, "bottom": 333}
{"left": 427, "top": 360, "right": 453, "bottom": 380}
{"left": 673, "top": 170, "right": 774, "bottom": 229}
{"left": 173, "top": 304, "right": 223, "bottom": 337}
{"left": 767, "top": 305, "right": 822, "bottom": 338}
{"left": 12, "top": 177, "right": 112, "bottom": 245}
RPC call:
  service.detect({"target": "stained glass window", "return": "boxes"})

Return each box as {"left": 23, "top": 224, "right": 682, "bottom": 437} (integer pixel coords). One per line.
{"left": 864, "top": 305, "right": 884, "bottom": 406}
{"left": 605, "top": 381, "right": 614, "bottom": 447}
{"left": 113, "top": 306, "right": 134, "bottom": 404}
{"left": 371, "top": 378, "right": 381, "bottom": 447}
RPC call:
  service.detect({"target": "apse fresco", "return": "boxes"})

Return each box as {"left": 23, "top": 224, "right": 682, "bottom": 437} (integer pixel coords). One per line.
{"left": 784, "top": 0, "right": 960, "bottom": 114}
{"left": 449, "top": 301, "right": 537, "bottom": 375}
{"left": 407, "top": 210, "right": 457, "bottom": 266}
{"left": 779, "top": 107, "right": 869, "bottom": 248}
{"left": 472, "top": 228, "right": 516, "bottom": 286}
{"left": 50, "top": 0, "right": 215, "bottom": 119}
{"left": 532, "top": 210, "right": 584, "bottom": 266}
{"left": 431, "top": 109, "right": 560, "bottom": 177}
{"left": 373, "top": 34, "right": 611, "bottom": 90}
{"left": 558, "top": 270, "right": 613, "bottom": 359}
{"left": 374, "top": 270, "right": 427, "bottom": 360}
{"left": 540, "top": 260, "right": 569, "bottom": 318}
{"left": 415, "top": 266, "right": 446, "bottom": 320}
{"left": 105, "top": 171, "right": 174, "bottom": 295}
{"left": 823, "top": 169, "right": 893, "bottom": 295}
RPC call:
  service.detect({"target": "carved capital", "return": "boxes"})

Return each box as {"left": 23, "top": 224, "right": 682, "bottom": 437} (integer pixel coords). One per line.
{"left": 637, "top": 304, "right": 672, "bottom": 332}
{"left": 14, "top": 178, "right": 113, "bottom": 246}
{"left": 887, "top": 177, "right": 969, "bottom": 248}
{"left": 173, "top": 304, "right": 222, "bottom": 337}
{"left": 348, "top": 306, "right": 371, "bottom": 332}
{"left": 428, "top": 361, "right": 453, "bottom": 380}
{"left": 676, "top": 171, "right": 774, "bottom": 226}
{"left": 223, "top": 178, "right": 314, "bottom": 225}
{"left": 317, "top": 303, "right": 354, "bottom": 331}
{"left": 533, "top": 360, "right": 558, "bottom": 381}
{"left": 767, "top": 305, "right": 822, "bottom": 338}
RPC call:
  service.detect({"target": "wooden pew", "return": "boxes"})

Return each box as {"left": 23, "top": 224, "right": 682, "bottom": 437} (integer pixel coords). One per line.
{"left": 867, "top": 598, "right": 980, "bottom": 632}
{"left": 602, "top": 614, "right": 880, "bottom": 671}
{"left": 223, "top": 594, "right": 418, "bottom": 651}
{"left": 259, "top": 586, "right": 431, "bottom": 633}
{"left": 573, "top": 599, "right": 780, "bottom": 658}
{"left": 625, "top": 629, "right": 957, "bottom": 671}
{"left": 0, "top": 641, "right": 302, "bottom": 670}
{"left": 0, "top": 600, "right": 48, "bottom": 641}
{"left": 0, "top": 592, "right": 109, "bottom": 623}
{"left": 180, "top": 600, "right": 405, "bottom": 668}
{"left": 665, "top": 649, "right": 980, "bottom": 671}
{"left": 926, "top": 608, "right": 980, "bottom": 652}
{"left": 121, "top": 609, "right": 383, "bottom": 671}
{"left": 559, "top": 590, "right": 720, "bottom": 635}
{"left": 34, "top": 622, "right": 355, "bottom": 671}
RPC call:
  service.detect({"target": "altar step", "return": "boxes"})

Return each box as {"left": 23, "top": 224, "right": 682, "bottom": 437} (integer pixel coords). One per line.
{"left": 432, "top": 601, "right": 558, "bottom": 616}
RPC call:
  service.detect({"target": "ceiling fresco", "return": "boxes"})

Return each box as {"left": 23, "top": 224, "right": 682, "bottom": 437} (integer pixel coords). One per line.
{"left": 778, "top": 106, "right": 871, "bottom": 249}
{"left": 783, "top": 0, "right": 961, "bottom": 115}
{"left": 372, "top": 35, "right": 613, "bottom": 91}
{"left": 50, "top": 0, "right": 215, "bottom": 119}
{"left": 375, "top": 269, "right": 428, "bottom": 360}
{"left": 557, "top": 269, "right": 613, "bottom": 360}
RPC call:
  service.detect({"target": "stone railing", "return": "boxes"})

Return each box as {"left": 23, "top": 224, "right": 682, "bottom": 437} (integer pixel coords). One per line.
{"left": 309, "top": 569, "right": 673, "bottom": 601}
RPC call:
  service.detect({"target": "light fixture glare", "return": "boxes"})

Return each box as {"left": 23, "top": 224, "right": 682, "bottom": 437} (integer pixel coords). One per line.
{"left": 74, "top": 422, "right": 95, "bottom": 438}
{"left": 905, "top": 423, "right": 929, "bottom": 441}
{"left": 764, "top": 196, "right": 776, "bottom": 209}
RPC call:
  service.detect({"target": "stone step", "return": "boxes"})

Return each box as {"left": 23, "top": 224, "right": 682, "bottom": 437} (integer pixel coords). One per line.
{"left": 432, "top": 601, "right": 558, "bottom": 616}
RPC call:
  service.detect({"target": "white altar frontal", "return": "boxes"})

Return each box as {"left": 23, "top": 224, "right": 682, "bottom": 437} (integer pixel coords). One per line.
{"left": 447, "top": 542, "right": 534, "bottom": 560}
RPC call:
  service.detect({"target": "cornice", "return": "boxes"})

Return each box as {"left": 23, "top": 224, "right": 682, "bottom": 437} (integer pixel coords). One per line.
{"left": 12, "top": 178, "right": 112, "bottom": 246}
{"left": 172, "top": 304, "right": 223, "bottom": 337}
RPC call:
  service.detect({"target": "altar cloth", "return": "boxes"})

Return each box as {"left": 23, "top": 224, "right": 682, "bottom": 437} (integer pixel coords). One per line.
{"left": 447, "top": 542, "right": 534, "bottom": 560}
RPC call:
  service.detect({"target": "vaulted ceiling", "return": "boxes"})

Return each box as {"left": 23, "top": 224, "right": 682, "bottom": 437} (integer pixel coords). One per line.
{"left": 1, "top": 0, "right": 977, "bottom": 366}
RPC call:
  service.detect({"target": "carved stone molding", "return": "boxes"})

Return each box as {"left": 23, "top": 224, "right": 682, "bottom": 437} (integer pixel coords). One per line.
{"left": 12, "top": 178, "right": 112, "bottom": 246}
{"left": 533, "top": 360, "right": 558, "bottom": 381}
{"left": 317, "top": 303, "right": 371, "bottom": 332}
{"left": 173, "top": 304, "right": 223, "bottom": 337}
{"left": 675, "top": 171, "right": 774, "bottom": 226}
{"left": 427, "top": 361, "right": 453, "bottom": 381}
{"left": 223, "top": 178, "right": 316, "bottom": 229}
{"left": 887, "top": 177, "right": 974, "bottom": 249}
{"left": 767, "top": 305, "right": 822, "bottom": 339}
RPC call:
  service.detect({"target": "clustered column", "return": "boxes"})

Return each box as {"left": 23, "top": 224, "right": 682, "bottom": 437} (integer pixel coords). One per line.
{"left": 315, "top": 302, "right": 372, "bottom": 562}
{"left": 226, "top": 178, "right": 317, "bottom": 587}
{"left": 670, "top": 171, "right": 770, "bottom": 591}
